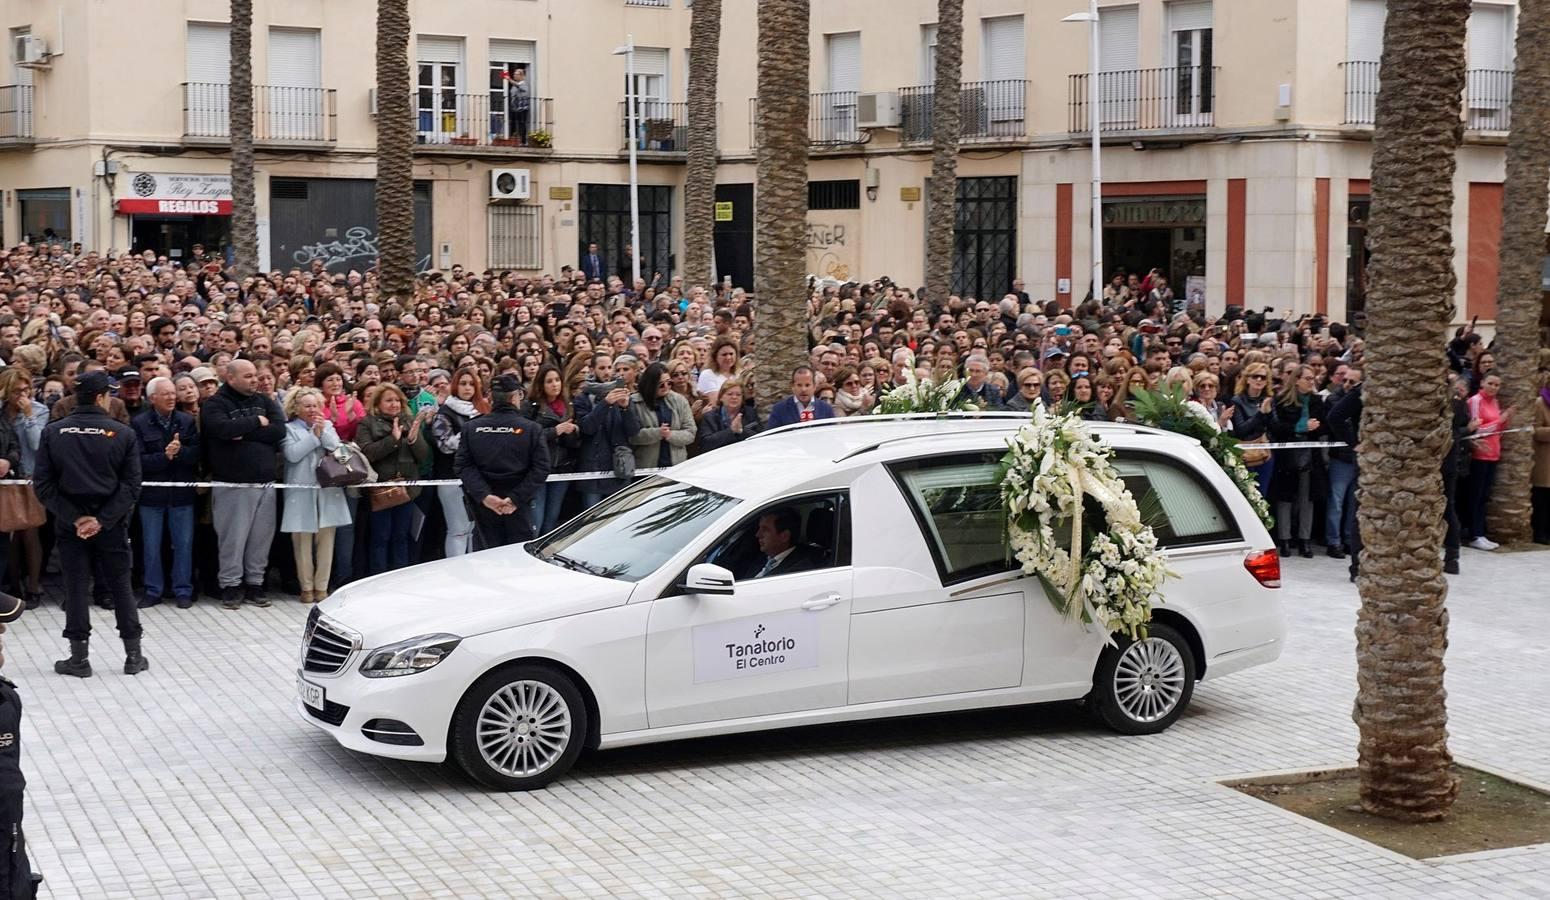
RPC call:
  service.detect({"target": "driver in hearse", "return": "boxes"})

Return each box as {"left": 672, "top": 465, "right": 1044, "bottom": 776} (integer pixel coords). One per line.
{"left": 749, "top": 507, "right": 825, "bottom": 579}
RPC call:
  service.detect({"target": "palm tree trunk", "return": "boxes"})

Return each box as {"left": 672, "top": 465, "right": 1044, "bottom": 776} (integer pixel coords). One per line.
{"left": 1487, "top": 0, "right": 1550, "bottom": 544}
{"left": 229, "top": 0, "right": 257, "bottom": 275}
{"left": 1353, "top": 0, "right": 1470, "bottom": 823}
{"left": 752, "top": 0, "right": 810, "bottom": 419}
{"left": 924, "top": 0, "right": 964, "bottom": 306}
{"left": 375, "top": 0, "right": 416, "bottom": 300}
{"left": 683, "top": 0, "right": 723, "bottom": 290}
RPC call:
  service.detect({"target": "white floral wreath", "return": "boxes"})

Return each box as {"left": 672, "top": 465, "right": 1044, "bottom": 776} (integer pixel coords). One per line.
{"left": 1000, "top": 404, "right": 1173, "bottom": 643}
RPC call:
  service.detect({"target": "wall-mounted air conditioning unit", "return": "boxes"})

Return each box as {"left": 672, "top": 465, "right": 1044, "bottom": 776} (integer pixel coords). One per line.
{"left": 490, "top": 168, "right": 531, "bottom": 201}
{"left": 857, "top": 92, "right": 901, "bottom": 129}
{"left": 18, "top": 36, "right": 50, "bottom": 68}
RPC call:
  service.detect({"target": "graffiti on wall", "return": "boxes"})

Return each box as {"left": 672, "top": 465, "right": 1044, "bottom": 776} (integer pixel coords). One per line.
{"left": 291, "top": 226, "right": 432, "bottom": 272}
{"left": 806, "top": 214, "right": 858, "bottom": 282}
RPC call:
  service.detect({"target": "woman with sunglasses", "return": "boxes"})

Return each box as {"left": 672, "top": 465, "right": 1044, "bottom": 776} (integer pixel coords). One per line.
{"left": 1107, "top": 366, "right": 1150, "bottom": 423}
{"left": 1231, "top": 362, "right": 1277, "bottom": 498}
{"left": 1005, "top": 367, "right": 1044, "bottom": 413}
{"left": 830, "top": 366, "right": 875, "bottom": 417}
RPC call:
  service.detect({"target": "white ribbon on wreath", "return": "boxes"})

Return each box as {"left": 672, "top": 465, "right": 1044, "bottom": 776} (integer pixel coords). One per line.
{"left": 1000, "top": 404, "right": 1174, "bottom": 645}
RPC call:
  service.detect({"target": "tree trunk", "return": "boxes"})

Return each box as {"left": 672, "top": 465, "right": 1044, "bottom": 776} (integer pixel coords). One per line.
{"left": 1487, "top": 0, "right": 1550, "bottom": 544}
{"left": 375, "top": 0, "right": 416, "bottom": 300}
{"left": 1353, "top": 0, "right": 1470, "bottom": 823}
{"left": 924, "top": 0, "right": 964, "bottom": 307}
{"left": 752, "top": 0, "right": 810, "bottom": 419}
{"left": 683, "top": 0, "right": 723, "bottom": 291}
{"left": 229, "top": 0, "right": 257, "bottom": 275}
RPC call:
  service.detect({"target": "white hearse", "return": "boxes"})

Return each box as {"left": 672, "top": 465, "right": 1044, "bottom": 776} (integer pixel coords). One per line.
{"left": 297, "top": 414, "right": 1285, "bottom": 790}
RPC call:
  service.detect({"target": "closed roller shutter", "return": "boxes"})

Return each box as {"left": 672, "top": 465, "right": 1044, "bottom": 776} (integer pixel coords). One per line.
{"left": 827, "top": 32, "right": 860, "bottom": 92}
{"left": 1098, "top": 7, "right": 1139, "bottom": 128}
{"left": 267, "top": 28, "right": 323, "bottom": 141}
{"left": 186, "top": 23, "right": 231, "bottom": 137}
{"left": 1346, "top": 0, "right": 1386, "bottom": 61}
{"left": 1167, "top": 1, "right": 1213, "bottom": 33}
{"left": 416, "top": 35, "right": 464, "bottom": 65}
{"left": 981, "top": 15, "right": 1024, "bottom": 82}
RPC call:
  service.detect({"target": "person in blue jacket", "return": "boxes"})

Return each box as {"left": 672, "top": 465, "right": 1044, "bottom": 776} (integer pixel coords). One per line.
{"left": 130, "top": 377, "right": 201, "bottom": 609}
{"left": 766, "top": 366, "right": 835, "bottom": 430}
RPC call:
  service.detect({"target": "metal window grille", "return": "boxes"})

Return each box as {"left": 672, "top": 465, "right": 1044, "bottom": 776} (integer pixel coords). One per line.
{"left": 488, "top": 204, "right": 543, "bottom": 269}
{"left": 808, "top": 180, "right": 860, "bottom": 211}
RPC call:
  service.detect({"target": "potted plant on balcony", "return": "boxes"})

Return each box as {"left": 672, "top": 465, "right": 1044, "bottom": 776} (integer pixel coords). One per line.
{"left": 527, "top": 129, "right": 553, "bottom": 149}
{"left": 450, "top": 132, "right": 478, "bottom": 146}
{"left": 491, "top": 135, "right": 520, "bottom": 147}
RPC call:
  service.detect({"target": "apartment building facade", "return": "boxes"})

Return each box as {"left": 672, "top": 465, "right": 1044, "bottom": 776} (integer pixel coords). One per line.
{"left": 0, "top": 0, "right": 1523, "bottom": 323}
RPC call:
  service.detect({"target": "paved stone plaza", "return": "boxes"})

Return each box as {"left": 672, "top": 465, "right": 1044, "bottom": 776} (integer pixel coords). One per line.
{"left": 4, "top": 549, "right": 1547, "bottom": 899}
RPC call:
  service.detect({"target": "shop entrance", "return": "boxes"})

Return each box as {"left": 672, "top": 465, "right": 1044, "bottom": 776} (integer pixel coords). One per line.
{"left": 130, "top": 215, "right": 232, "bottom": 264}
{"left": 1102, "top": 197, "right": 1207, "bottom": 298}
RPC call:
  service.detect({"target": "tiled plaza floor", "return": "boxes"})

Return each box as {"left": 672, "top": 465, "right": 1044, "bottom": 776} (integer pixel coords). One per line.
{"left": 4, "top": 548, "right": 1547, "bottom": 898}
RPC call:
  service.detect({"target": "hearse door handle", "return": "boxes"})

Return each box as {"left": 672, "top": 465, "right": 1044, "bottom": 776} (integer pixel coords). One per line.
{"left": 801, "top": 594, "right": 843, "bottom": 612}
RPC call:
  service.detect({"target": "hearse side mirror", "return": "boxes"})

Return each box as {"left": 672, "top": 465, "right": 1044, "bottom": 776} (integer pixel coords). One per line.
{"left": 682, "top": 563, "right": 735, "bottom": 596}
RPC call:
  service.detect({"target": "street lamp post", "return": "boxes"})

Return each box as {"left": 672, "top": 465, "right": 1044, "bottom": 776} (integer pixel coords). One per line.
{"left": 1063, "top": 3, "right": 1103, "bottom": 303}
{"left": 612, "top": 36, "right": 643, "bottom": 287}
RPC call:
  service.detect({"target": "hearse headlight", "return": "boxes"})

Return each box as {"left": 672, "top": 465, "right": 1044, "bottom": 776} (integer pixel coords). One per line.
{"left": 359, "top": 634, "right": 462, "bottom": 678}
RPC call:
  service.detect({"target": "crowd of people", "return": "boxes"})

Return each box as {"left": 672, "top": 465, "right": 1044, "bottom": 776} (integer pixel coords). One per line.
{"left": 0, "top": 240, "right": 1544, "bottom": 615}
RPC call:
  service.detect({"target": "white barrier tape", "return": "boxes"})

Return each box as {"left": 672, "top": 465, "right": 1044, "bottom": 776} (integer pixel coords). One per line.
{"left": 1462, "top": 426, "right": 1533, "bottom": 440}
{"left": 1259, "top": 442, "right": 1347, "bottom": 450}
{"left": 8, "top": 468, "right": 672, "bottom": 491}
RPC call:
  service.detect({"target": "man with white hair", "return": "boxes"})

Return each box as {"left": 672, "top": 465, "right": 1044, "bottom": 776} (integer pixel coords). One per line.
{"left": 959, "top": 354, "right": 1004, "bottom": 410}
{"left": 130, "top": 377, "right": 201, "bottom": 608}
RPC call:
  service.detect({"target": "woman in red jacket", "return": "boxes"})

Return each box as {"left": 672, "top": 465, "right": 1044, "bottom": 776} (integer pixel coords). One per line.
{"left": 316, "top": 363, "right": 364, "bottom": 443}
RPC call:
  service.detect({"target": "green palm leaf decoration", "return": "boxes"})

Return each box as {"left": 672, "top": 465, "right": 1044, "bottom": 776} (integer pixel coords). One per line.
{"left": 1128, "top": 386, "right": 1275, "bottom": 530}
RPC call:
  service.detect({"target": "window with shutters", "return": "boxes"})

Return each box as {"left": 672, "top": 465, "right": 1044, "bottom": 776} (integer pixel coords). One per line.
{"left": 1466, "top": 3, "right": 1515, "bottom": 128}
{"left": 1098, "top": 6, "right": 1139, "bottom": 128}
{"left": 488, "top": 205, "right": 543, "bottom": 270}
{"left": 921, "top": 25, "right": 938, "bottom": 85}
{"left": 267, "top": 28, "right": 323, "bottom": 142}
{"left": 186, "top": 23, "right": 231, "bottom": 137}
{"left": 1344, "top": 0, "right": 1385, "bottom": 124}
{"left": 980, "top": 16, "right": 1025, "bottom": 129}
{"left": 822, "top": 33, "right": 861, "bottom": 143}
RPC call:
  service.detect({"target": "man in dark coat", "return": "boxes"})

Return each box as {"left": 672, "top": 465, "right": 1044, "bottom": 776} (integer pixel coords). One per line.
{"left": 32, "top": 371, "right": 145, "bottom": 676}
{"left": 131, "top": 376, "right": 202, "bottom": 608}
{"left": 455, "top": 375, "right": 551, "bottom": 549}
{"left": 200, "top": 360, "right": 285, "bottom": 609}
{"left": 0, "top": 593, "right": 41, "bottom": 897}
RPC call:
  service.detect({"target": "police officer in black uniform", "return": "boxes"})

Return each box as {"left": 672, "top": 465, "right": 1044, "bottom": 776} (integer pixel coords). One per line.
{"left": 32, "top": 371, "right": 146, "bottom": 678}
{"left": 0, "top": 592, "right": 40, "bottom": 898}
{"left": 455, "top": 374, "right": 551, "bottom": 549}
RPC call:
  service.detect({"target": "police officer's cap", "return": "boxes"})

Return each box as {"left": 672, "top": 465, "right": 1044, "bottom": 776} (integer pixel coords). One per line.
{"left": 75, "top": 370, "right": 112, "bottom": 400}
{"left": 490, "top": 374, "right": 525, "bottom": 395}
{"left": 0, "top": 592, "right": 22, "bottom": 623}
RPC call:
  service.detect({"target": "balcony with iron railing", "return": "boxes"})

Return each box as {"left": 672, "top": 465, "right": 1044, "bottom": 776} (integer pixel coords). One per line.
{"left": 898, "top": 79, "right": 1029, "bottom": 144}
{"left": 183, "top": 83, "right": 338, "bottom": 144}
{"left": 1342, "top": 61, "right": 1513, "bottom": 131}
{"left": 1067, "top": 66, "right": 1219, "bottom": 133}
{"left": 618, "top": 100, "right": 721, "bottom": 153}
{"left": 415, "top": 92, "right": 554, "bottom": 150}
{"left": 747, "top": 91, "right": 869, "bottom": 149}
{"left": 0, "top": 85, "right": 33, "bottom": 143}
{"left": 624, "top": 0, "right": 671, "bottom": 6}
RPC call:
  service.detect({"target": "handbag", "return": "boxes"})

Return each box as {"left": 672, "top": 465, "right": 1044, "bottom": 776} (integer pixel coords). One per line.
{"left": 612, "top": 444, "right": 636, "bottom": 480}
{"left": 1240, "top": 434, "right": 1272, "bottom": 468}
{"left": 316, "top": 443, "right": 370, "bottom": 488}
{"left": 369, "top": 479, "right": 412, "bottom": 512}
{"left": 0, "top": 482, "right": 45, "bottom": 533}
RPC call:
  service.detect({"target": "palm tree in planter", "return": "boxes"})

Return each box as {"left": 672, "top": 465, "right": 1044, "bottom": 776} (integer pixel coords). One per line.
{"left": 683, "top": 0, "right": 723, "bottom": 291}
{"left": 751, "top": 0, "right": 810, "bottom": 419}
{"left": 1352, "top": 0, "right": 1472, "bottom": 822}
{"left": 1487, "top": 0, "right": 1550, "bottom": 545}
{"left": 229, "top": 0, "right": 257, "bottom": 275}
{"left": 924, "top": 0, "right": 964, "bottom": 307}
{"left": 374, "top": 0, "right": 416, "bottom": 300}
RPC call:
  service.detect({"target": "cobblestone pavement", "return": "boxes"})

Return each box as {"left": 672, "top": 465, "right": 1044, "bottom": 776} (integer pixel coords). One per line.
{"left": 4, "top": 548, "right": 1548, "bottom": 899}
